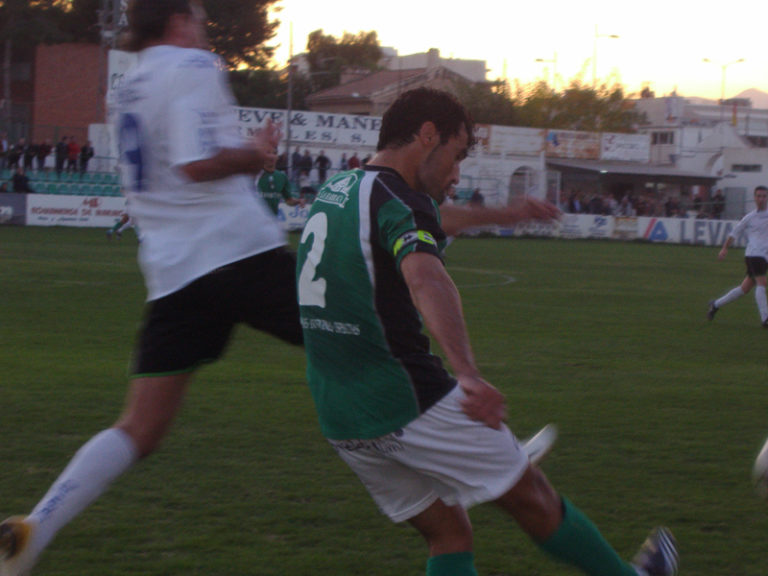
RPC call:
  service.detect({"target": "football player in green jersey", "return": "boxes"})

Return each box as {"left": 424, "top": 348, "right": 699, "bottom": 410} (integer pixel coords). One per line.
{"left": 297, "top": 87, "right": 677, "bottom": 576}
{"left": 255, "top": 156, "right": 302, "bottom": 215}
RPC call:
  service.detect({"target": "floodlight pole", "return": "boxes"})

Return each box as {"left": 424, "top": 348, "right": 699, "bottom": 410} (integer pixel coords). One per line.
{"left": 535, "top": 52, "right": 558, "bottom": 90}
{"left": 703, "top": 57, "right": 745, "bottom": 121}
{"left": 285, "top": 23, "right": 294, "bottom": 180}
{"left": 592, "top": 25, "right": 619, "bottom": 89}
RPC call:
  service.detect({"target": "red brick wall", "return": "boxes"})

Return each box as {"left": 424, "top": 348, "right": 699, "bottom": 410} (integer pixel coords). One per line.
{"left": 32, "top": 43, "right": 106, "bottom": 143}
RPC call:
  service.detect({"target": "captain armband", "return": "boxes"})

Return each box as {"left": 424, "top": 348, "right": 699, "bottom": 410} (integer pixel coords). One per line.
{"left": 392, "top": 230, "right": 437, "bottom": 258}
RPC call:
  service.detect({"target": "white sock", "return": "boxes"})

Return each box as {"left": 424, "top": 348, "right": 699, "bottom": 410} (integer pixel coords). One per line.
{"left": 756, "top": 286, "right": 768, "bottom": 322}
{"left": 27, "top": 428, "right": 138, "bottom": 555}
{"left": 715, "top": 286, "right": 746, "bottom": 309}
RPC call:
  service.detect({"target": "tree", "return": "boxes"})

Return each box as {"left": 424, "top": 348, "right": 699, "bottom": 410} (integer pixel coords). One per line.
{"left": 64, "top": 0, "right": 101, "bottom": 44}
{"left": 230, "top": 68, "right": 313, "bottom": 110}
{"left": 0, "top": 1, "right": 70, "bottom": 53}
{"left": 481, "top": 77, "right": 643, "bottom": 133}
{"left": 517, "top": 79, "right": 643, "bottom": 133}
{"left": 512, "top": 80, "right": 557, "bottom": 129}
{"left": 455, "top": 78, "right": 518, "bottom": 126}
{"left": 205, "top": 0, "right": 279, "bottom": 69}
{"left": 0, "top": 0, "right": 71, "bottom": 131}
{"left": 37, "top": 0, "right": 282, "bottom": 67}
{"left": 304, "top": 29, "right": 381, "bottom": 92}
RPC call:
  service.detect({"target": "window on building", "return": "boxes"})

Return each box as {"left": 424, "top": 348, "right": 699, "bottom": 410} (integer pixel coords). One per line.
{"left": 746, "top": 136, "right": 768, "bottom": 148}
{"left": 651, "top": 131, "right": 674, "bottom": 145}
{"left": 731, "top": 164, "right": 763, "bottom": 173}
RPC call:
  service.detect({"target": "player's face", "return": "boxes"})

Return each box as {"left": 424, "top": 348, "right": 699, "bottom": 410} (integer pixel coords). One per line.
{"left": 416, "top": 125, "right": 469, "bottom": 204}
{"left": 755, "top": 190, "right": 768, "bottom": 210}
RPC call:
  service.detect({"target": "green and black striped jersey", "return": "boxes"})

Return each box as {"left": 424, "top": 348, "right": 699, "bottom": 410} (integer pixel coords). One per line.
{"left": 297, "top": 165, "right": 455, "bottom": 440}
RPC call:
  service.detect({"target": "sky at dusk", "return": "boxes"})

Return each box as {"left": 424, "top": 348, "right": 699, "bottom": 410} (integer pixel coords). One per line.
{"left": 268, "top": 0, "right": 767, "bottom": 102}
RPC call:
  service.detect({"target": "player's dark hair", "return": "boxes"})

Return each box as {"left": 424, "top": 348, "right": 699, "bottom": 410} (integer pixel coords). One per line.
{"left": 121, "top": 0, "right": 193, "bottom": 52}
{"left": 376, "top": 88, "right": 475, "bottom": 151}
{"left": 756, "top": 185, "right": 768, "bottom": 194}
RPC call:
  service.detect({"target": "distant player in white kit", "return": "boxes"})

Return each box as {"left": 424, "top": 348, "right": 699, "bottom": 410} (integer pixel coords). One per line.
{"left": 708, "top": 185, "right": 768, "bottom": 326}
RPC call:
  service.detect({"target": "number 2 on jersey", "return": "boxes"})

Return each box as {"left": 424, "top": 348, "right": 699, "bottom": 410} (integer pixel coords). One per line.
{"left": 298, "top": 212, "right": 328, "bottom": 307}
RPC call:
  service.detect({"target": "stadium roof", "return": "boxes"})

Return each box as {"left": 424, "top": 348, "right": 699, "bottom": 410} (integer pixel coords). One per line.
{"left": 546, "top": 158, "right": 718, "bottom": 184}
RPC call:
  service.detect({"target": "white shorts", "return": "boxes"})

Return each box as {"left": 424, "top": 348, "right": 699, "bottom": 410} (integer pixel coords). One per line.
{"left": 328, "top": 386, "right": 529, "bottom": 523}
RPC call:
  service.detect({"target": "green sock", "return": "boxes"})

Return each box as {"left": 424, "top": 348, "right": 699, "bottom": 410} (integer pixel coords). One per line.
{"left": 426, "top": 551, "right": 477, "bottom": 576}
{"left": 538, "top": 496, "right": 637, "bottom": 576}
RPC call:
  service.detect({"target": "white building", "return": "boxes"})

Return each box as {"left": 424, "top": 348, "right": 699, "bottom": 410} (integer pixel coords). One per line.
{"left": 378, "top": 47, "right": 488, "bottom": 84}
{"left": 632, "top": 93, "right": 768, "bottom": 218}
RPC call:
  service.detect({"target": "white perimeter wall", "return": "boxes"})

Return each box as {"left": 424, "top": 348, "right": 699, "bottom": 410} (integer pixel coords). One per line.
{"left": 19, "top": 194, "right": 746, "bottom": 248}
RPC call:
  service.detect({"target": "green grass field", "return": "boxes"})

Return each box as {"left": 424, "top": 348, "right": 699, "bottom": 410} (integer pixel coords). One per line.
{"left": 2, "top": 225, "right": 768, "bottom": 575}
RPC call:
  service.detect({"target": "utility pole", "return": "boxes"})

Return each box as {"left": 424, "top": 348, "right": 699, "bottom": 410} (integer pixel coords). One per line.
{"left": 703, "top": 57, "right": 745, "bottom": 122}
{"left": 592, "top": 25, "right": 619, "bottom": 89}
{"left": 285, "top": 23, "right": 294, "bottom": 182}
{"left": 535, "top": 53, "right": 558, "bottom": 90}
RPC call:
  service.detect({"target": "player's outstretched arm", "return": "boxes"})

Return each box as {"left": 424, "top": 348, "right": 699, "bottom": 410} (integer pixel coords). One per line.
{"left": 401, "top": 251, "right": 506, "bottom": 429}
{"left": 439, "top": 196, "right": 561, "bottom": 237}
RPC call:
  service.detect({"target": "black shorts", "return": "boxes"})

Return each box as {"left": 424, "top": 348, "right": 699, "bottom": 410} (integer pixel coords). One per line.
{"left": 131, "top": 247, "right": 302, "bottom": 377}
{"left": 745, "top": 256, "right": 768, "bottom": 278}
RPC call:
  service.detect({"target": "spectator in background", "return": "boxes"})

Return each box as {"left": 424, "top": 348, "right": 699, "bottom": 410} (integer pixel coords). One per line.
{"left": 567, "top": 191, "right": 581, "bottom": 214}
{"left": 616, "top": 194, "right": 635, "bottom": 217}
{"left": 23, "top": 140, "right": 37, "bottom": 171}
{"left": 12, "top": 166, "right": 34, "bottom": 193}
{"left": 290, "top": 146, "right": 302, "bottom": 183}
{"left": 347, "top": 152, "right": 361, "bottom": 169}
{"left": 299, "top": 149, "right": 313, "bottom": 180}
{"left": 0, "top": 131, "right": 8, "bottom": 172}
{"left": 587, "top": 193, "right": 604, "bottom": 215}
{"left": 36, "top": 140, "right": 52, "bottom": 172}
{"left": 298, "top": 168, "right": 316, "bottom": 204}
{"left": 469, "top": 188, "right": 485, "bottom": 206}
{"left": 6, "top": 138, "right": 23, "bottom": 170}
{"left": 314, "top": 150, "right": 331, "bottom": 184}
{"left": 664, "top": 196, "right": 679, "bottom": 218}
{"left": 275, "top": 149, "right": 288, "bottom": 172}
{"left": 80, "top": 140, "right": 95, "bottom": 176}
{"left": 55, "top": 136, "right": 68, "bottom": 177}
{"left": 66, "top": 136, "right": 81, "bottom": 173}
{"left": 634, "top": 195, "right": 650, "bottom": 216}
{"left": 339, "top": 153, "right": 348, "bottom": 170}
{"left": 692, "top": 192, "right": 703, "bottom": 217}
{"left": 712, "top": 189, "right": 725, "bottom": 220}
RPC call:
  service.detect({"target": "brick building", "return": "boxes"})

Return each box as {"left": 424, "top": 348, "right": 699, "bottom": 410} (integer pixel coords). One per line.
{"left": 32, "top": 43, "right": 106, "bottom": 144}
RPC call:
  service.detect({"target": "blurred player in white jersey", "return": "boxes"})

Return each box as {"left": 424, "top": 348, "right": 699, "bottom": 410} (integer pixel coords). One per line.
{"left": 0, "top": 1, "right": 302, "bottom": 574}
